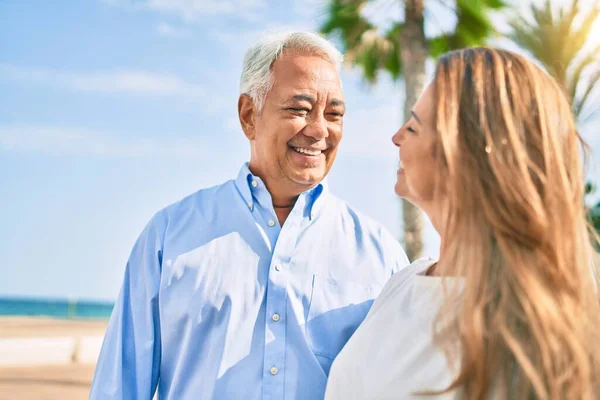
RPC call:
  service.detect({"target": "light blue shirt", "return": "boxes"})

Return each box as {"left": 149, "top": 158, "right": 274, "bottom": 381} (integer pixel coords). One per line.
{"left": 90, "top": 164, "right": 409, "bottom": 400}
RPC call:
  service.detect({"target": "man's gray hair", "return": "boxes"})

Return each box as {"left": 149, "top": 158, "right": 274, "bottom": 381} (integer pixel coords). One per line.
{"left": 240, "top": 31, "right": 343, "bottom": 112}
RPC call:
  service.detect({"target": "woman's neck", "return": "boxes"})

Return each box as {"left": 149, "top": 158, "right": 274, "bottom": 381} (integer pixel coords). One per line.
{"left": 419, "top": 198, "right": 448, "bottom": 276}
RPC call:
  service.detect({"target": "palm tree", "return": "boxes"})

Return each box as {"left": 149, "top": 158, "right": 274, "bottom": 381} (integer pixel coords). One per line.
{"left": 509, "top": 0, "right": 600, "bottom": 123}
{"left": 320, "top": 0, "right": 508, "bottom": 261}
{"left": 509, "top": 0, "right": 600, "bottom": 242}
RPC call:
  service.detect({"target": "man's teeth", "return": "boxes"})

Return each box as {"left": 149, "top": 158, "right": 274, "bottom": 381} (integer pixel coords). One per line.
{"left": 399, "top": 160, "right": 404, "bottom": 168}
{"left": 293, "top": 147, "right": 322, "bottom": 156}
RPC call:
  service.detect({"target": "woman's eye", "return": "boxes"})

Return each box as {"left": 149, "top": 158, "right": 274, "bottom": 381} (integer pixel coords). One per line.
{"left": 407, "top": 126, "right": 417, "bottom": 134}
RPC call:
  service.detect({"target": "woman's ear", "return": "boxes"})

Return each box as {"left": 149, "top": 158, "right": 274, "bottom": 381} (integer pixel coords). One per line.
{"left": 238, "top": 94, "right": 256, "bottom": 140}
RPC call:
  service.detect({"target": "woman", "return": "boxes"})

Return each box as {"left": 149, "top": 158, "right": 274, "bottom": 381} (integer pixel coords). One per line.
{"left": 325, "top": 48, "right": 600, "bottom": 399}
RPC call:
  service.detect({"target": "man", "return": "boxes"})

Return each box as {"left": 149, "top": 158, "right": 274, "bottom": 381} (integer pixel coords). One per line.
{"left": 90, "top": 31, "right": 409, "bottom": 399}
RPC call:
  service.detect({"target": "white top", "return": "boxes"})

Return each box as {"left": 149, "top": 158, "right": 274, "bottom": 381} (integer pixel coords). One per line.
{"left": 325, "top": 257, "right": 463, "bottom": 400}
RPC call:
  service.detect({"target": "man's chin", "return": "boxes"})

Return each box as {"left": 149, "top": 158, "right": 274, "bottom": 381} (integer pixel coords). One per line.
{"left": 292, "top": 177, "right": 321, "bottom": 188}
{"left": 288, "top": 170, "right": 325, "bottom": 188}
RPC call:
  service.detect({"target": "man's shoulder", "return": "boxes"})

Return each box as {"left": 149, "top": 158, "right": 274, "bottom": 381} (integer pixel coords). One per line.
{"left": 326, "top": 193, "right": 408, "bottom": 264}
{"left": 146, "top": 179, "right": 235, "bottom": 230}
{"left": 163, "top": 179, "right": 235, "bottom": 214}
{"left": 325, "top": 193, "right": 388, "bottom": 233}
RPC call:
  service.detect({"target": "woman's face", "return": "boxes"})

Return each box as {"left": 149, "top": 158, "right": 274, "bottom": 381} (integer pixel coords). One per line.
{"left": 392, "top": 84, "right": 440, "bottom": 207}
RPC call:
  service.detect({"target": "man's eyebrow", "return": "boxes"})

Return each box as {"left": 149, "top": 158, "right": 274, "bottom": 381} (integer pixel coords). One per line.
{"left": 329, "top": 99, "right": 346, "bottom": 109}
{"left": 411, "top": 111, "right": 422, "bottom": 124}
{"left": 286, "top": 94, "right": 316, "bottom": 103}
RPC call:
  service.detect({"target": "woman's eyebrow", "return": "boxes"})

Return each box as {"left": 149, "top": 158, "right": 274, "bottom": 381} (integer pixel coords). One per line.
{"left": 411, "top": 111, "right": 422, "bottom": 124}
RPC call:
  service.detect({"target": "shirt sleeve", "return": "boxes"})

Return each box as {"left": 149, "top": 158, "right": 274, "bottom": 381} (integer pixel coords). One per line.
{"left": 89, "top": 212, "right": 165, "bottom": 400}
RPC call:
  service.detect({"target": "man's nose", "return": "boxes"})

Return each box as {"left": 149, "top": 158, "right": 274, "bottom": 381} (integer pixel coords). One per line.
{"left": 304, "top": 114, "right": 329, "bottom": 140}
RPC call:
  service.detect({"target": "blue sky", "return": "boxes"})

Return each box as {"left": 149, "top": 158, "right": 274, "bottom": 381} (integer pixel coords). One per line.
{"left": 1, "top": 0, "right": 598, "bottom": 301}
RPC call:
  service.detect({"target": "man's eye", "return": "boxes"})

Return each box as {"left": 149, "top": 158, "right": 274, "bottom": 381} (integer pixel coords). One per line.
{"left": 288, "top": 108, "right": 309, "bottom": 114}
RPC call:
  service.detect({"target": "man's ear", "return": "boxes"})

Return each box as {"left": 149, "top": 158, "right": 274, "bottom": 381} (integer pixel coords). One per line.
{"left": 238, "top": 94, "right": 257, "bottom": 140}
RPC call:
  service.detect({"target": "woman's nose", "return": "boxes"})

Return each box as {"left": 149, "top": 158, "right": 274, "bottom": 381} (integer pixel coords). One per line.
{"left": 392, "top": 128, "right": 403, "bottom": 146}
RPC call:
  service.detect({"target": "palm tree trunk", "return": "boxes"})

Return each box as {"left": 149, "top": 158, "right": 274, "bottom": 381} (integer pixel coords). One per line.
{"left": 400, "top": 0, "right": 427, "bottom": 261}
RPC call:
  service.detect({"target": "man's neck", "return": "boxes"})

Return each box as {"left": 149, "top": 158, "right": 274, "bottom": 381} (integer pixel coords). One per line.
{"left": 269, "top": 191, "right": 299, "bottom": 225}
{"left": 270, "top": 192, "right": 299, "bottom": 208}
{"left": 273, "top": 204, "right": 292, "bottom": 226}
{"left": 247, "top": 163, "right": 320, "bottom": 224}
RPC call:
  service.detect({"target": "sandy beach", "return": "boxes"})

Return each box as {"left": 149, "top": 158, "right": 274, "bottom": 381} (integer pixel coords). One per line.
{"left": 0, "top": 317, "right": 107, "bottom": 400}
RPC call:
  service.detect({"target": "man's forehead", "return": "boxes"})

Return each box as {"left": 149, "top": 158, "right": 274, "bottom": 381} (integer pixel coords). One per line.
{"left": 270, "top": 70, "right": 343, "bottom": 100}
{"left": 271, "top": 53, "right": 340, "bottom": 82}
{"left": 265, "top": 52, "right": 343, "bottom": 103}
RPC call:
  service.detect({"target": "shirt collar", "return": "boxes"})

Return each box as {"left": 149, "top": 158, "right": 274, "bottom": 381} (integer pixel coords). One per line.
{"left": 234, "top": 163, "right": 256, "bottom": 211}
{"left": 307, "top": 179, "right": 328, "bottom": 220}
{"left": 233, "top": 163, "right": 328, "bottom": 219}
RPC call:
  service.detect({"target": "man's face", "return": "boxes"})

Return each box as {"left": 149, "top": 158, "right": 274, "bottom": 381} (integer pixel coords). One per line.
{"left": 242, "top": 51, "right": 345, "bottom": 193}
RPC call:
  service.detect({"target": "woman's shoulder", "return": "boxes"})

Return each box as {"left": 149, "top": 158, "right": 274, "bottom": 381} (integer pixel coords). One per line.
{"left": 367, "top": 257, "right": 438, "bottom": 317}
{"left": 389, "top": 256, "right": 438, "bottom": 290}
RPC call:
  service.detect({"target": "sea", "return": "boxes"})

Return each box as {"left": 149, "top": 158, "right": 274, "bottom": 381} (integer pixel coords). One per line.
{"left": 0, "top": 297, "right": 114, "bottom": 319}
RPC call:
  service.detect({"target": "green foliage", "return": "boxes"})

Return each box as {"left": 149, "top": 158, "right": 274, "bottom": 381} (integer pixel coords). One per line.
{"left": 429, "top": 0, "right": 507, "bottom": 58}
{"left": 320, "top": 0, "right": 373, "bottom": 50}
{"left": 320, "top": 0, "right": 508, "bottom": 82}
{"left": 509, "top": 1, "right": 600, "bottom": 246}
{"left": 509, "top": 0, "right": 600, "bottom": 122}
{"left": 590, "top": 203, "right": 600, "bottom": 236}
{"left": 586, "top": 182, "right": 600, "bottom": 238}
{"left": 320, "top": 0, "right": 403, "bottom": 82}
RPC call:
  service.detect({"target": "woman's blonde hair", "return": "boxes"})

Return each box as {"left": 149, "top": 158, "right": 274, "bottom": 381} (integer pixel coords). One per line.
{"left": 432, "top": 47, "right": 600, "bottom": 399}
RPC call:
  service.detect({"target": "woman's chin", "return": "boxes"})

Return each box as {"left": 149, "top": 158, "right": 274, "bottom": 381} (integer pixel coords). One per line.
{"left": 395, "top": 177, "right": 410, "bottom": 198}
{"left": 394, "top": 184, "right": 410, "bottom": 198}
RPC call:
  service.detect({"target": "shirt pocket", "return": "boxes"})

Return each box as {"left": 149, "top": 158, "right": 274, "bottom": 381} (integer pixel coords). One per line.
{"left": 306, "top": 274, "right": 381, "bottom": 370}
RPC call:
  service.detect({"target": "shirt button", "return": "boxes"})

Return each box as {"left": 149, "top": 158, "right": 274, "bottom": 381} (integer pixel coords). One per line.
{"left": 274, "top": 265, "right": 281, "bottom": 272}
{"left": 268, "top": 219, "right": 276, "bottom": 227}
{"left": 247, "top": 201, "right": 253, "bottom": 208}
{"left": 272, "top": 313, "right": 280, "bottom": 322}
{"left": 251, "top": 180, "right": 258, "bottom": 188}
{"left": 270, "top": 367, "right": 278, "bottom": 375}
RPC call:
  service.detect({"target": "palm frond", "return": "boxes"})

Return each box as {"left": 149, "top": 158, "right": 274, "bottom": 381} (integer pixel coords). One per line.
{"left": 580, "top": 105, "right": 600, "bottom": 124}
{"left": 320, "top": 0, "right": 402, "bottom": 83}
{"left": 568, "top": 43, "right": 600, "bottom": 102}
{"left": 347, "top": 24, "right": 403, "bottom": 82}
{"left": 428, "top": 0, "right": 511, "bottom": 59}
{"left": 562, "top": 3, "right": 600, "bottom": 69}
{"left": 322, "top": 0, "right": 508, "bottom": 81}
{"left": 575, "top": 68, "right": 600, "bottom": 118}
{"left": 320, "top": 0, "right": 374, "bottom": 50}
{"left": 509, "top": 0, "right": 600, "bottom": 122}
{"left": 510, "top": 14, "right": 545, "bottom": 61}
{"left": 484, "top": 0, "right": 508, "bottom": 10}
{"left": 510, "top": 1, "right": 565, "bottom": 81}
